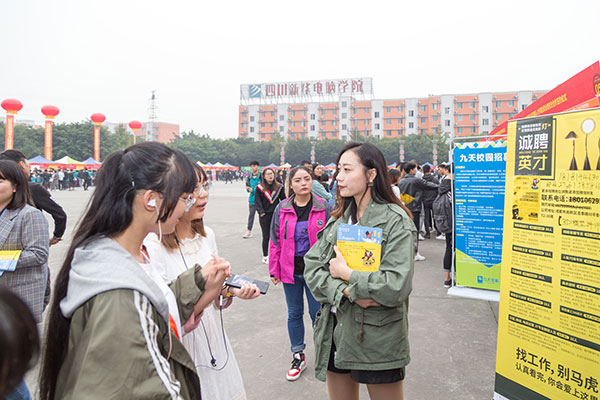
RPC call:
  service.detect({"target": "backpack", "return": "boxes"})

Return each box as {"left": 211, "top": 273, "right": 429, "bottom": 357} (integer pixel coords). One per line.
{"left": 433, "top": 191, "right": 453, "bottom": 234}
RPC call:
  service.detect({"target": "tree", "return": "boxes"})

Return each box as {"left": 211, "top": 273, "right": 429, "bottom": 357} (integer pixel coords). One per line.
{"left": 284, "top": 139, "right": 311, "bottom": 166}
{"left": 315, "top": 139, "right": 344, "bottom": 164}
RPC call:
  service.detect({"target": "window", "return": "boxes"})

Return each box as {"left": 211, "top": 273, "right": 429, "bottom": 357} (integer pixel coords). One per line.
{"left": 444, "top": 120, "right": 451, "bottom": 127}
{"left": 408, "top": 110, "right": 414, "bottom": 117}
{"left": 352, "top": 108, "right": 357, "bottom": 114}
{"left": 482, "top": 105, "right": 489, "bottom": 113}
{"left": 290, "top": 111, "right": 295, "bottom": 117}
{"left": 279, "top": 115, "right": 284, "bottom": 121}
{"left": 310, "top": 125, "right": 315, "bottom": 131}
{"left": 385, "top": 130, "right": 391, "bottom": 136}
{"left": 432, "top": 103, "right": 438, "bottom": 110}
{"left": 250, "top": 127, "right": 254, "bottom": 132}
{"left": 301, "top": 121, "right": 305, "bottom": 127}
{"left": 342, "top": 112, "right": 347, "bottom": 118}
{"left": 271, "top": 111, "right": 275, "bottom": 117}
{"left": 374, "top": 111, "right": 380, "bottom": 118}
{"left": 408, "top": 122, "right": 414, "bottom": 128}
{"left": 457, "top": 102, "right": 462, "bottom": 109}
{"left": 508, "top": 100, "right": 515, "bottom": 107}
{"left": 470, "top": 102, "right": 475, "bottom": 108}
{"left": 471, "top": 127, "right": 476, "bottom": 134}
{"left": 470, "top": 114, "right": 476, "bottom": 121}
{"left": 386, "top": 107, "right": 391, "bottom": 113}
{"left": 386, "top": 119, "right": 391, "bottom": 125}
{"left": 261, "top": 133, "right": 265, "bottom": 139}
{"left": 342, "top": 101, "right": 347, "bottom": 107}
{"left": 374, "top": 123, "right": 380, "bottom": 130}
{"left": 456, "top": 115, "right": 463, "bottom": 122}
{"left": 420, "top": 117, "right": 427, "bottom": 123}
{"left": 495, "top": 101, "right": 501, "bottom": 108}
{"left": 522, "top": 104, "right": 527, "bottom": 110}
{"left": 250, "top": 116, "right": 255, "bottom": 122}
{"left": 241, "top": 123, "right": 246, "bottom": 128}
{"left": 310, "top": 114, "right": 316, "bottom": 120}
{"left": 481, "top": 119, "right": 488, "bottom": 125}
{"left": 279, "top": 126, "right": 284, "bottom": 132}
{"left": 260, "top": 122, "right": 265, "bottom": 127}
{"left": 291, "top": 121, "right": 295, "bottom": 127}
{"left": 445, "top": 107, "right": 450, "bottom": 114}
{"left": 342, "top": 124, "right": 347, "bottom": 130}
{"left": 432, "top": 115, "right": 439, "bottom": 122}
{"left": 457, "top": 127, "right": 463, "bottom": 134}
{"left": 420, "top": 105, "right": 427, "bottom": 112}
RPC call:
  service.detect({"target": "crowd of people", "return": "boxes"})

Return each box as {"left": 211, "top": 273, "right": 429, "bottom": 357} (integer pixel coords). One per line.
{"left": 28, "top": 168, "right": 95, "bottom": 191}
{"left": 0, "top": 142, "right": 454, "bottom": 400}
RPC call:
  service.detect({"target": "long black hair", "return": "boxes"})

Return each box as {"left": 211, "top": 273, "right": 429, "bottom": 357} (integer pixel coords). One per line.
{"left": 0, "top": 160, "right": 33, "bottom": 210}
{"left": 0, "top": 287, "right": 39, "bottom": 397}
{"left": 40, "top": 142, "right": 197, "bottom": 400}
{"left": 331, "top": 142, "right": 412, "bottom": 222}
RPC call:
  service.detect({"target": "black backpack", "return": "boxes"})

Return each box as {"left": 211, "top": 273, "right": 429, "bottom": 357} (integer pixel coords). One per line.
{"left": 433, "top": 191, "right": 452, "bottom": 234}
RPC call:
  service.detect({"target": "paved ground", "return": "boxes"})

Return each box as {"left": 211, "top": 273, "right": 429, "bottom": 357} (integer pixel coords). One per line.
{"left": 32, "top": 181, "right": 499, "bottom": 399}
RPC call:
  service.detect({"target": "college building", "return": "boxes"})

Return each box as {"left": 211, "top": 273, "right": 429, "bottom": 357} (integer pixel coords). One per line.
{"left": 238, "top": 78, "right": 547, "bottom": 141}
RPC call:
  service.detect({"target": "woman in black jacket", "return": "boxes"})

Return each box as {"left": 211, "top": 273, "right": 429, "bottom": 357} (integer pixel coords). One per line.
{"left": 255, "top": 167, "right": 286, "bottom": 264}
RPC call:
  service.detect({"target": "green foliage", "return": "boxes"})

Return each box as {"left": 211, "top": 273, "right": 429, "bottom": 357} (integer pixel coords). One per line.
{"left": 0, "top": 121, "right": 449, "bottom": 166}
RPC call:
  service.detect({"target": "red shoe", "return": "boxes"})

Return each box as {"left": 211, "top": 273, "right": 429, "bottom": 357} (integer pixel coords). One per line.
{"left": 286, "top": 352, "right": 306, "bottom": 381}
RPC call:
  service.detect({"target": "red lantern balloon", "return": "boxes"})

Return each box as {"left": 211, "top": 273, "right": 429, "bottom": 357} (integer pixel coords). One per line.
{"left": 90, "top": 113, "right": 106, "bottom": 124}
{"left": 129, "top": 120, "right": 142, "bottom": 130}
{"left": 41, "top": 105, "right": 60, "bottom": 118}
{"left": 1, "top": 98, "right": 23, "bottom": 113}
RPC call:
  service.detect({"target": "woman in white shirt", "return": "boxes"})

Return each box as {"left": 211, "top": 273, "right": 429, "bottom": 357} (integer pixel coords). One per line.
{"left": 145, "top": 164, "right": 259, "bottom": 400}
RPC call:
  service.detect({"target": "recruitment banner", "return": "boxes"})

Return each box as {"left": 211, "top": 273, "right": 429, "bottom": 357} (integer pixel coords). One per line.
{"left": 489, "top": 61, "right": 600, "bottom": 139}
{"left": 494, "top": 108, "right": 600, "bottom": 400}
{"left": 453, "top": 141, "right": 507, "bottom": 290}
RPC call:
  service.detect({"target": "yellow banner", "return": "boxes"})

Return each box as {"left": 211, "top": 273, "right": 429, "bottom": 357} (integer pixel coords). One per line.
{"left": 494, "top": 109, "right": 600, "bottom": 399}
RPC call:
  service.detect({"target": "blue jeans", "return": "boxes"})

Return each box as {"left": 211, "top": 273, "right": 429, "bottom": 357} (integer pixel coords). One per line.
{"left": 282, "top": 274, "right": 320, "bottom": 353}
{"left": 6, "top": 379, "right": 32, "bottom": 400}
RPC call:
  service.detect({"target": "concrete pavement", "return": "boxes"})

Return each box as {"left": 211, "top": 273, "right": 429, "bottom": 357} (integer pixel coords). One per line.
{"left": 37, "top": 181, "right": 499, "bottom": 399}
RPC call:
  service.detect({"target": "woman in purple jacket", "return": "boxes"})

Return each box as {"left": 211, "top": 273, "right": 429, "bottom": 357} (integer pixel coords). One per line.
{"left": 269, "top": 166, "right": 330, "bottom": 382}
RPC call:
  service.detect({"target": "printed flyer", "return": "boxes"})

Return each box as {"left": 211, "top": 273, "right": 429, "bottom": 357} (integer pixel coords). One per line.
{"left": 336, "top": 224, "right": 382, "bottom": 272}
{"left": 453, "top": 141, "right": 506, "bottom": 290}
{"left": 494, "top": 109, "right": 600, "bottom": 400}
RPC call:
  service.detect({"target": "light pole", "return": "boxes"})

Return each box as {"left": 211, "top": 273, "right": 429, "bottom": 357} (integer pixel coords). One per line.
{"left": 310, "top": 139, "right": 317, "bottom": 164}
{"left": 433, "top": 140, "right": 438, "bottom": 166}
{"left": 399, "top": 140, "right": 405, "bottom": 162}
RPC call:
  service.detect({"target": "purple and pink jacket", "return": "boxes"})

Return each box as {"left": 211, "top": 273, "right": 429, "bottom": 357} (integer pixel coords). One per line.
{"left": 269, "top": 195, "right": 329, "bottom": 284}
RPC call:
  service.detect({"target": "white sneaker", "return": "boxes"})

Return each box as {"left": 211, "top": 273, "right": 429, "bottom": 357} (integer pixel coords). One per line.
{"left": 414, "top": 253, "right": 426, "bottom": 261}
{"left": 262, "top": 256, "right": 268, "bottom": 264}
{"left": 436, "top": 234, "right": 446, "bottom": 240}
{"left": 242, "top": 231, "right": 252, "bottom": 239}
{"left": 418, "top": 234, "right": 425, "bottom": 241}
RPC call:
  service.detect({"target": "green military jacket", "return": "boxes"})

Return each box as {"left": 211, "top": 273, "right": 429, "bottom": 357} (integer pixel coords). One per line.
{"left": 55, "top": 265, "right": 205, "bottom": 399}
{"left": 304, "top": 200, "right": 416, "bottom": 381}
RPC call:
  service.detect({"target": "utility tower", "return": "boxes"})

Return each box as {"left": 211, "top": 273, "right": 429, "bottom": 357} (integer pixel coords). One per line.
{"left": 146, "top": 90, "right": 158, "bottom": 142}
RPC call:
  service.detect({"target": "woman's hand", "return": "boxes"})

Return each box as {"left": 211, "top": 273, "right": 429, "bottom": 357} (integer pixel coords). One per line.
{"left": 183, "top": 310, "right": 204, "bottom": 334}
{"left": 328, "top": 246, "right": 352, "bottom": 281}
{"left": 231, "top": 283, "right": 261, "bottom": 299}
{"left": 202, "top": 254, "right": 232, "bottom": 290}
{"left": 260, "top": 213, "right": 265, "bottom": 217}
{"left": 271, "top": 277, "right": 281, "bottom": 285}
{"left": 354, "top": 299, "right": 381, "bottom": 309}
{"left": 342, "top": 288, "right": 380, "bottom": 308}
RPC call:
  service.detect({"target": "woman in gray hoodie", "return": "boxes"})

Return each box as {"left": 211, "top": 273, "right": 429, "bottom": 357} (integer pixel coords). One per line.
{"left": 40, "top": 142, "right": 231, "bottom": 400}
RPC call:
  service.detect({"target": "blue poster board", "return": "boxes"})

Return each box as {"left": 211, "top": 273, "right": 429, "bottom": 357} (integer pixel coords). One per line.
{"left": 453, "top": 141, "right": 506, "bottom": 291}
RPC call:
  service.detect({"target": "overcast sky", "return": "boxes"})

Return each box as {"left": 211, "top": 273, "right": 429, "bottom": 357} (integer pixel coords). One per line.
{"left": 1, "top": 0, "right": 599, "bottom": 138}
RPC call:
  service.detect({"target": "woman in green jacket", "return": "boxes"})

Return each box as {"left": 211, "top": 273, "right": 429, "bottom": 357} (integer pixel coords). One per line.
{"left": 40, "top": 143, "right": 231, "bottom": 400}
{"left": 304, "top": 142, "right": 416, "bottom": 400}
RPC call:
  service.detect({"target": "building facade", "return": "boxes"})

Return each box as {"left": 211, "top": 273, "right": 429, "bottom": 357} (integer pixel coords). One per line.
{"left": 138, "top": 121, "right": 180, "bottom": 143}
{"left": 239, "top": 79, "right": 546, "bottom": 141}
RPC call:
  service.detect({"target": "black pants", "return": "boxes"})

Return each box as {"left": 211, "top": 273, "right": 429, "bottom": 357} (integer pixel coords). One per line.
{"left": 412, "top": 211, "right": 420, "bottom": 251}
{"left": 259, "top": 212, "right": 274, "bottom": 257}
{"left": 423, "top": 203, "right": 434, "bottom": 233}
{"left": 444, "top": 231, "right": 453, "bottom": 271}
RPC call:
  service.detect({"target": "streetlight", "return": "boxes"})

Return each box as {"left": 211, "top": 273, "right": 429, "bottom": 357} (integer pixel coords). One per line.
{"left": 399, "top": 140, "right": 405, "bottom": 162}
{"left": 310, "top": 138, "right": 317, "bottom": 164}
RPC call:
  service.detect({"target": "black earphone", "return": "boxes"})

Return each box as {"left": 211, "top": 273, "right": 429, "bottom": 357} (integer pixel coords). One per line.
{"left": 174, "top": 234, "right": 230, "bottom": 371}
